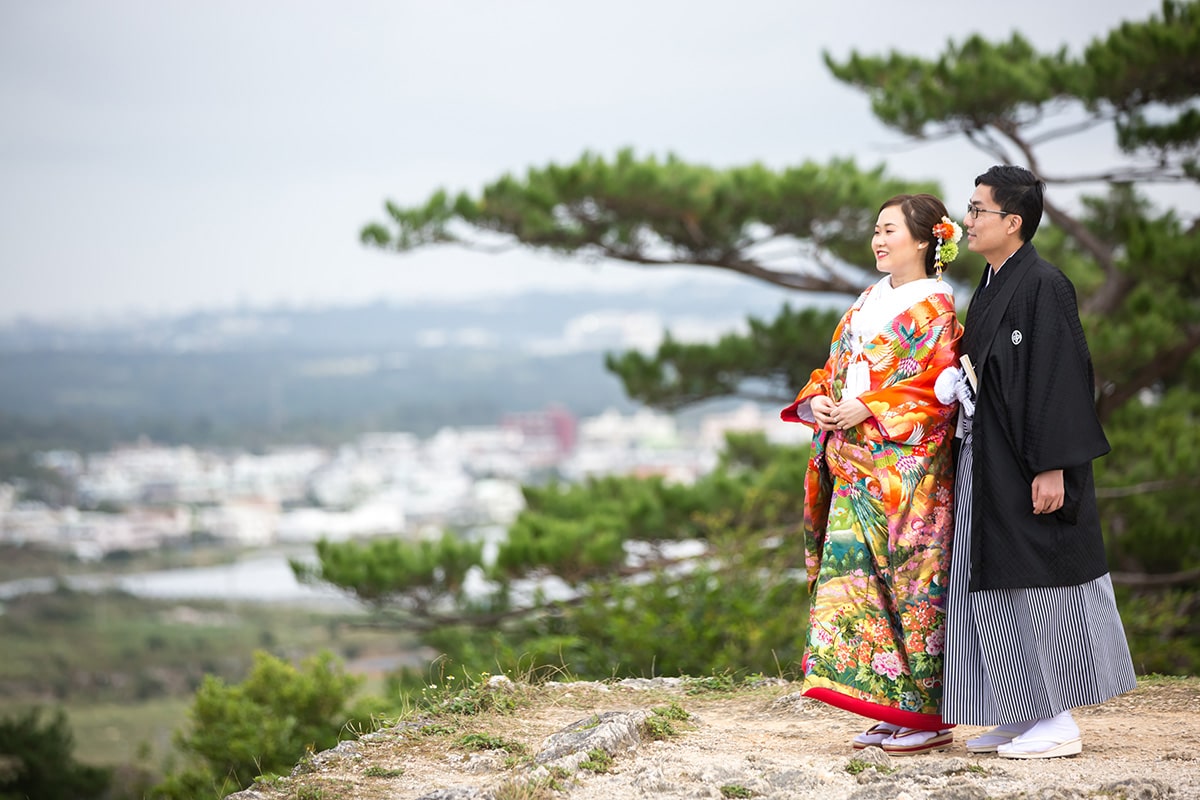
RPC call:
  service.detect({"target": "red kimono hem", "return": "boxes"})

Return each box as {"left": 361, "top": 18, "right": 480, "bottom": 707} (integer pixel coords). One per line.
{"left": 802, "top": 687, "right": 953, "bottom": 731}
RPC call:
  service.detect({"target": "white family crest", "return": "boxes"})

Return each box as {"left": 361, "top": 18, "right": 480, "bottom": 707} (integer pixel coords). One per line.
{"left": 1011, "top": 330, "right": 1023, "bottom": 345}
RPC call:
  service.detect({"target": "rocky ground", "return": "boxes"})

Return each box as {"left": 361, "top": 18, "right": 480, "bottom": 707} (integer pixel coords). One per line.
{"left": 229, "top": 675, "right": 1200, "bottom": 800}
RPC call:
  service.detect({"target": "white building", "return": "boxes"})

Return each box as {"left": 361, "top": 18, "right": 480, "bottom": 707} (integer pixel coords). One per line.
{"left": 196, "top": 498, "right": 281, "bottom": 547}
{"left": 561, "top": 408, "right": 709, "bottom": 483}
{"left": 698, "top": 402, "right": 813, "bottom": 450}
{"left": 276, "top": 490, "right": 406, "bottom": 543}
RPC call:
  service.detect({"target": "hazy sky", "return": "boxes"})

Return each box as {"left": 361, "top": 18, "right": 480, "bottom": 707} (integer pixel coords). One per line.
{"left": 0, "top": 0, "right": 1184, "bottom": 323}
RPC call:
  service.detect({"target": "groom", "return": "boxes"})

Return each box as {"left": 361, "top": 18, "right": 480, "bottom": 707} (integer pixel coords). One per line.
{"left": 940, "top": 164, "right": 1136, "bottom": 758}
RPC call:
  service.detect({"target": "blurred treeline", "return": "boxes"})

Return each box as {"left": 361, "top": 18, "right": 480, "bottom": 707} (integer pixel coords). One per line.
{"left": 0, "top": 347, "right": 630, "bottom": 454}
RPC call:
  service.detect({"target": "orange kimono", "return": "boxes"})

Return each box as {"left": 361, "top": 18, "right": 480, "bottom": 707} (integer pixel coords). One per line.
{"left": 782, "top": 280, "right": 962, "bottom": 729}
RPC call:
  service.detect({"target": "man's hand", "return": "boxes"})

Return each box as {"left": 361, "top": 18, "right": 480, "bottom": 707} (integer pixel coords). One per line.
{"left": 1032, "top": 469, "right": 1065, "bottom": 514}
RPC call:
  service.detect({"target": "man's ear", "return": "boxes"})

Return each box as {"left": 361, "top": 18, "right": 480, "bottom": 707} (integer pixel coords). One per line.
{"left": 1006, "top": 214, "right": 1023, "bottom": 236}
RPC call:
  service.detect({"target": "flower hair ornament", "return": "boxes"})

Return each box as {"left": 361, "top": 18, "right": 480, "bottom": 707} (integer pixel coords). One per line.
{"left": 932, "top": 217, "right": 963, "bottom": 280}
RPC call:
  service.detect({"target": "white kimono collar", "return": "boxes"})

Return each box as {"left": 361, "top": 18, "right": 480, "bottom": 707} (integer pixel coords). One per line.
{"left": 850, "top": 275, "right": 954, "bottom": 351}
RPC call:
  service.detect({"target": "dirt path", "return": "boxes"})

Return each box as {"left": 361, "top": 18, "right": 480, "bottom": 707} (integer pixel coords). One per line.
{"left": 232, "top": 677, "right": 1200, "bottom": 800}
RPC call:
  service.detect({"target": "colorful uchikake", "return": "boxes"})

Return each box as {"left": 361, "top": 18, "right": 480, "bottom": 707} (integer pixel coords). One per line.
{"left": 932, "top": 217, "right": 962, "bottom": 280}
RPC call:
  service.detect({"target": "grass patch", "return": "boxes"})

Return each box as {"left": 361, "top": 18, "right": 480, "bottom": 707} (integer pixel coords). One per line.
{"left": 846, "top": 758, "right": 892, "bottom": 775}
{"left": 578, "top": 748, "right": 613, "bottom": 773}
{"left": 685, "top": 673, "right": 738, "bottom": 694}
{"left": 721, "top": 785, "right": 754, "bottom": 798}
{"left": 651, "top": 701, "right": 689, "bottom": 720}
{"left": 457, "top": 732, "right": 526, "bottom": 754}
{"left": 642, "top": 702, "right": 690, "bottom": 740}
{"left": 409, "top": 661, "right": 542, "bottom": 719}
{"left": 363, "top": 765, "right": 404, "bottom": 777}
{"left": 438, "top": 681, "right": 519, "bottom": 716}
{"left": 493, "top": 767, "right": 575, "bottom": 800}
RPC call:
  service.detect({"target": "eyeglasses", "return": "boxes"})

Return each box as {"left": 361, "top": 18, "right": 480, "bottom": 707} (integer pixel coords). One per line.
{"left": 966, "top": 204, "right": 1009, "bottom": 220}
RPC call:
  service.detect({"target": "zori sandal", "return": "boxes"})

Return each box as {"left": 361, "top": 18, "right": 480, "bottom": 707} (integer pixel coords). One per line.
{"left": 881, "top": 727, "right": 954, "bottom": 756}
{"left": 997, "top": 711, "right": 1082, "bottom": 759}
{"left": 852, "top": 722, "right": 900, "bottom": 750}
{"left": 997, "top": 735, "right": 1082, "bottom": 759}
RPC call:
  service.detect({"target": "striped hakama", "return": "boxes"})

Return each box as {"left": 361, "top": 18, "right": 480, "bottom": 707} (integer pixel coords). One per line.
{"left": 942, "top": 431, "right": 1138, "bottom": 726}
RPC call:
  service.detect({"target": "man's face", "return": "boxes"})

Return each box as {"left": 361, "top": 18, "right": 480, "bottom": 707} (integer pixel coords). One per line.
{"left": 964, "top": 185, "right": 1016, "bottom": 263}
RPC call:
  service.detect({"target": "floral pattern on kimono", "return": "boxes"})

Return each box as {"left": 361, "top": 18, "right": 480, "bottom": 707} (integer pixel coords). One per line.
{"left": 781, "top": 286, "right": 962, "bottom": 727}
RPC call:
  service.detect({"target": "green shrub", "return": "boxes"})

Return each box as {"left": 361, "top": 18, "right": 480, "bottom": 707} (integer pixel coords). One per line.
{"left": 150, "top": 650, "right": 361, "bottom": 798}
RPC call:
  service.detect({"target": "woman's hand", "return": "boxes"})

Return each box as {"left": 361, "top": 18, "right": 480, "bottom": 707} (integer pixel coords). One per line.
{"left": 831, "top": 398, "right": 872, "bottom": 431}
{"left": 812, "top": 395, "right": 871, "bottom": 431}
{"left": 810, "top": 395, "right": 838, "bottom": 431}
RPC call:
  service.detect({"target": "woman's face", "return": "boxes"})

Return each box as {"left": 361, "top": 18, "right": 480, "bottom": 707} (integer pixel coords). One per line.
{"left": 872, "top": 205, "right": 927, "bottom": 283}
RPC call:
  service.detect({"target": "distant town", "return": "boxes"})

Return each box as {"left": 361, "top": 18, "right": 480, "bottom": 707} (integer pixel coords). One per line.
{"left": 0, "top": 404, "right": 810, "bottom": 561}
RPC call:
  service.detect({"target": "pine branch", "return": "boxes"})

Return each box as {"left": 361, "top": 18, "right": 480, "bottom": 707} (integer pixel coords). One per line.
{"left": 1038, "top": 166, "right": 1194, "bottom": 184}
{"left": 964, "top": 128, "right": 1015, "bottom": 164}
{"left": 587, "top": 247, "right": 864, "bottom": 294}
{"left": 1025, "top": 115, "right": 1115, "bottom": 147}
